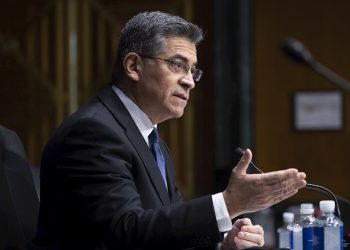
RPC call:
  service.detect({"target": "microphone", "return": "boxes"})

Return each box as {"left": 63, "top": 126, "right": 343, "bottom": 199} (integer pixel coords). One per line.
{"left": 235, "top": 147, "right": 341, "bottom": 219}
{"left": 282, "top": 37, "right": 315, "bottom": 65}
{"left": 282, "top": 37, "right": 350, "bottom": 93}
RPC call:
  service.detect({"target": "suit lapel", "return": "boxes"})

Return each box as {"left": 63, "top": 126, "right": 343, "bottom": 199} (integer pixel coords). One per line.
{"left": 97, "top": 85, "right": 170, "bottom": 205}
{"left": 160, "top": 142, "right": 177, "bottom": 203}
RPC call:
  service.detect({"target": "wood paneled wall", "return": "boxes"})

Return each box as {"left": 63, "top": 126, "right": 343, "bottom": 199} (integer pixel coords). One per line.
{"left": 254, "top": 0, "right": 350, "bottom": 202}
{"left": 0, "top": 0, "right": 214, "bottom": 200}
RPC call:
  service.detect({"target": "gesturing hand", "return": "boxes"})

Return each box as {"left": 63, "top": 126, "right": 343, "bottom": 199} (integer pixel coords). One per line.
{"left": 223, "top": 149, "right": 307, "bottom": 219}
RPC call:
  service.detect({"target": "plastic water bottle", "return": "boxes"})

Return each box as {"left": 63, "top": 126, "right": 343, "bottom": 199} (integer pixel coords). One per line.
{"left": 314, "top": 200, "right": 343, "bottom": 250}
{"left": 278, "top": 212, "right": 294, "bottom": 248}
{"left": 292, "top": 203, "right": 316, "bottom": 250}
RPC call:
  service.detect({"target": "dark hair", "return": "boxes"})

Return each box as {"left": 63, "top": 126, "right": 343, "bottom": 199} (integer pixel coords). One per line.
{"left": 111, "top": 11, "right": 203, "bottom": 83}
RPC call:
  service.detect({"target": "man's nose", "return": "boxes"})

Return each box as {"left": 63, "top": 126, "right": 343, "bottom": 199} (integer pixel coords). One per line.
{"left": 180, "top": 70, "right": 195, "bottom": 89}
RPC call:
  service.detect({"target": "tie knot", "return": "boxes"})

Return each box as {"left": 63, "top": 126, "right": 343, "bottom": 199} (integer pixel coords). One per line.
{"left": 148, "top": 128, "right": 159, "bottom": 145}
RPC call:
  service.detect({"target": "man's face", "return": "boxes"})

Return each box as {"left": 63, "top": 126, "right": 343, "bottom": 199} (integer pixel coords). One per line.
{"left": 136, "top": 37, "right": 197, "bottom": 124}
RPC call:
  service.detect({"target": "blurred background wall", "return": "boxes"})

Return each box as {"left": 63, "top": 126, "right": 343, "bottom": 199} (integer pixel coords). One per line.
{"left": 1, "top": 0, "right": 350, "bottom": 212}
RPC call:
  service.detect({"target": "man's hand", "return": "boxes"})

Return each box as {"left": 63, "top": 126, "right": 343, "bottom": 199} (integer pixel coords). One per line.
{"left": 223, "top": 149, "right": 307, "bottom": 218}
{"left": 221, "top": 218, "right": 264, "bottom": 250}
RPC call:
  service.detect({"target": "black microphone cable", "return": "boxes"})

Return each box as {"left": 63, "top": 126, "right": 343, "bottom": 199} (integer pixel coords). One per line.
{"left": 235, "top": 147, "right": 341, "bottom": 219}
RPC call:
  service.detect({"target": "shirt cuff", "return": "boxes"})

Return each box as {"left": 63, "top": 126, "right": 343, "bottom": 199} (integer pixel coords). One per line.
{"left": 212, "top": 193, "right": 232, "bottom": 232}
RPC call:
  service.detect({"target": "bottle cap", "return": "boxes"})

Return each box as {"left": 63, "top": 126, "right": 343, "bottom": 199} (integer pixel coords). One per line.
{"left": 319, "top": 200, "right": 335, "bottom": 213}
{"left": 300, "top": 203, "right": 314, "bottom": 214}
{"left": 283, "top": 212, "right": 294, "bottom": 223}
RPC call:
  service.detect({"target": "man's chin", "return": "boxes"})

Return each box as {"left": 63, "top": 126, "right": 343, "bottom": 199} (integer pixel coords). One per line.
{"left": 173, "top": 109, "right": 185, "bottom": 118}
{"left": 161, "top": 110, "right": 185, "bottom": 122}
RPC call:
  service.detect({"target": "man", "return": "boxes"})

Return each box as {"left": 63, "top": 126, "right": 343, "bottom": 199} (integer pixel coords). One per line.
{"left": 0, "top": 125, "right": 39, "bottom": 249}
{"left": 35, "top": 11, "right": 306, "bottom": 249}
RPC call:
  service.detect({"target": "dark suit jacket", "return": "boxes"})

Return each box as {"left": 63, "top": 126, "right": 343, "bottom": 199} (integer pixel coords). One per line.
{"left": 36, "top": 84, "right": 221, "bottom": 250}
{"left": 0, "top": 125, "right": 39, "bottom": 249}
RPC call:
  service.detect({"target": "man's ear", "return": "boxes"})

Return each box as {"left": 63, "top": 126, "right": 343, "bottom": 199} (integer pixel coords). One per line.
{"left": 123, "top": 52, "right": 141, "bottom": 81}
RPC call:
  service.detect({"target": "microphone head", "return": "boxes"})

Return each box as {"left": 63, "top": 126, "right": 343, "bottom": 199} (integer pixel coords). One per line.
{"left": 235, "top": 147, "right": 245, "bottom": 156}
{"left": 282, "top": 37, "right": 315, "bottom": 65}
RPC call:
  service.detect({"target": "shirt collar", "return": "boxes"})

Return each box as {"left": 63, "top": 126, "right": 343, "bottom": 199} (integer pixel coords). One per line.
{"left": 112, "top": 85, "right": 156, "bottom": 145}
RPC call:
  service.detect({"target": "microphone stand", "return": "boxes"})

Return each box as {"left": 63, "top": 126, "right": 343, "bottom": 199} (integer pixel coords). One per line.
{"left": 305, "top": 183, "right": 341, "bottom": 219}
{"left": 310, "top": 60, "right": 350, "bottom": 93}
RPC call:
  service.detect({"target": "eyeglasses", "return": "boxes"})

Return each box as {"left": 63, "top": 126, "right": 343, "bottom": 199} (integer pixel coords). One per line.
{"left": 136, "top": 53, "right": 203, "bottom": 82}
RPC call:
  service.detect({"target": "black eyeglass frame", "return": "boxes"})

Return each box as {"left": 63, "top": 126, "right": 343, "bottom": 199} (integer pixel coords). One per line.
{"left": 135, "top": 52, "right": 203, "bottom": 82}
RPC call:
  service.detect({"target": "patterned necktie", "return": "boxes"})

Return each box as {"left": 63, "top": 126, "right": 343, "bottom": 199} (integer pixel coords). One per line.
{"left": 148, "top": 128, "right": 167, "bottom": 186}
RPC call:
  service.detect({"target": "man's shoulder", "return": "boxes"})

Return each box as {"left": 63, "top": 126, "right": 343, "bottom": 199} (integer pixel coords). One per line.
{"left": 0, "top": 125, "right": 18, "bottom": 141}
{"left": 0, "top": 125, "right": 26, "bottom": 157}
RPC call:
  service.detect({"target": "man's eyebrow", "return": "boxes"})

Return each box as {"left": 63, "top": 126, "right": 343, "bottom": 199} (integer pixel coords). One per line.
{"left": 169, "top": 54, "right": 198, "bottom": 66}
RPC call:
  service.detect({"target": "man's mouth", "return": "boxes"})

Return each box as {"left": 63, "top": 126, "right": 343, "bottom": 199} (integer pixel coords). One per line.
{"left": 173, "top": 93, "right": 188, "bottom": 101}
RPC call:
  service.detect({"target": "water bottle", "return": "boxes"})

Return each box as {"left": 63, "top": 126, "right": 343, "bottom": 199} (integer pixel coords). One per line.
{"left": 278, "top": 212, "right": 294, "bottom": 248}
{"left": 292, "top": 203, "right": 316, "bottom": 250}
{"left": 314, "top": 200, "right": 343, "bottom": 250}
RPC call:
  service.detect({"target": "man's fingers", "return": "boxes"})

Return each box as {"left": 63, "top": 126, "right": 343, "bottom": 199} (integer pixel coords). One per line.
{"left": 267, "top": 174, "right": 307, "bottom": 195}
{"left": 258, "top": 169, "right": 307, "bottom": 193}
{"left": 241, "top": 224, "right": 264, "bottom": 237}
{"left": 267, "top": 175, "right": 306, "bottom": 198}
{"left": 258, "top": 168, "right": 299, "bottom": 185}
{"left": 233, "top": 224, "right": 265, "bottom": 249}
{"left": 234, "top": 148, "right": 252, "bottom": 175}
{"left": 233, "top": 218, "right": 252, "bottom": 230}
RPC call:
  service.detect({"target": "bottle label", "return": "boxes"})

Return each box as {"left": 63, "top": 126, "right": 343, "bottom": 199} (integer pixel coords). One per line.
{"left": 314, "top": 226, "right": 343, "bottom": 250}
{"left": 292, "top": 230, "right": 302, "bottom": 250}
{"left": 303, "top": 227, "right": 314, "bottom": 250}
{"left": 279, "top": 230, "right": 292, "bottom": 248}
